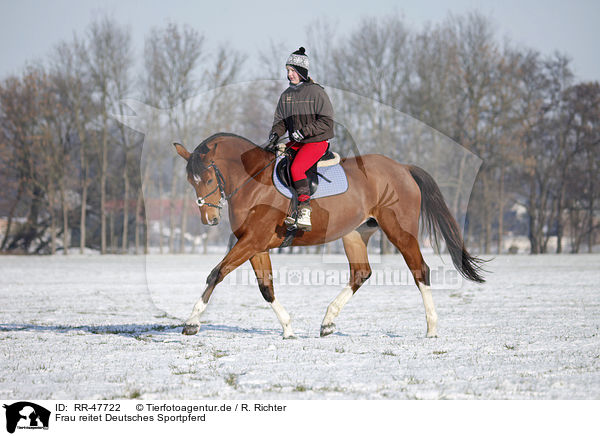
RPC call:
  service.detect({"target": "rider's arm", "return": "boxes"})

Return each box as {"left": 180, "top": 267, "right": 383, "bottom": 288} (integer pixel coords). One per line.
{"left": 297, "top": 88, "right": 334, "bottom": 139}
{"left": 271, "top": 94, "right": 287, "bottom": 138}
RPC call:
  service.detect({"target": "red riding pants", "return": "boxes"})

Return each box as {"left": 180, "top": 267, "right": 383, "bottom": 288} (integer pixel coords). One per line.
{"left": 288, "top": 140, "right": 329, "bottom": 182}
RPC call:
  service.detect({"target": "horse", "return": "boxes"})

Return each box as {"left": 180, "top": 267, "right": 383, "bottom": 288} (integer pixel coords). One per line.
{"left": 173, "top": 132, "right": 485, "bottom": 339}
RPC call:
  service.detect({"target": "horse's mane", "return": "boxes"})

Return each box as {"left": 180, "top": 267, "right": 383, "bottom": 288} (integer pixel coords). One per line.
{"left": 186, "top": 132, "right": 259, "bottom": 177}
{"left": 194, "top": 132, "right": 258, "bottom": 152}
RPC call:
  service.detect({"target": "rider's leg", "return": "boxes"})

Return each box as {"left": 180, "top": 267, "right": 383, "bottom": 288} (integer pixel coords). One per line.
{"left": 289, "top": 140, "right": 329, "bottom": 184}
{"left": 287, "top": 141, "right": 328, "bottom": 229}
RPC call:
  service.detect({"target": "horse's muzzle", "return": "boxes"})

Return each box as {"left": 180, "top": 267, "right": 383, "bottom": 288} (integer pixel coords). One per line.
{"left": 209, "top": 217, "right": 219, "bottom": 226}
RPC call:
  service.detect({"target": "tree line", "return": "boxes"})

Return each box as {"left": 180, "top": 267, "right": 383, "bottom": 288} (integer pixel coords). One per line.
{"left": 0, "top": 12, "right": 598, "bottom": 255}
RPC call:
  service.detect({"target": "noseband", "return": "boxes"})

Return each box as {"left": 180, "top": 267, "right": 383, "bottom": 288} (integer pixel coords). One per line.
{"left": 195, "top": 163, "right": 227, "bottom": 209}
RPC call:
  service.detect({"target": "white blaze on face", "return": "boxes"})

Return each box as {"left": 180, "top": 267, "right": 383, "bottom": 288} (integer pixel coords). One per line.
{"left": 19, "top": 406, "right": 36, "bottom": 424}
{"left": 191, "top": 173, "right": 209, "bottom": 222}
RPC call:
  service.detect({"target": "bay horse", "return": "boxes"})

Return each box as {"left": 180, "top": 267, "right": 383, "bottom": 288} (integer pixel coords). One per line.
{"left": 174, "top": 133, "right": 484, "bottom": 339}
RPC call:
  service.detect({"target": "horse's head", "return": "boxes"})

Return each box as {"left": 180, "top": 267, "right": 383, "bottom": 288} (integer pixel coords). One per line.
{"left": 174, "top": 141, "right": 224, "bottom": 226}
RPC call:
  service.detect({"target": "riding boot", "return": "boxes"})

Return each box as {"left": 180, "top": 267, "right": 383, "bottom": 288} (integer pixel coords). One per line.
{"left": 284, "top": 178, "right": 312, "bottom": 230}
{"left": 294, "top": 178, "right": 311, "bottom": 204}
{"left": 296, "top": 202, "right": 312, "bottom": 231}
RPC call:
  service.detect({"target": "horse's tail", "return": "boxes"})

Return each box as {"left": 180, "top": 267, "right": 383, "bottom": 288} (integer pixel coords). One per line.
{"left": 409, "top": 165, "right": 486, "bottom": 283}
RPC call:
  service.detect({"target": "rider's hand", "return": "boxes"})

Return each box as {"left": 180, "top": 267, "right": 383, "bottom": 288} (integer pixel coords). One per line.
{"left": 265, "top": 132, "right": 279, "bottom": 153}
{"left": 291, "top": 130, "right": 304, "bottom": 142}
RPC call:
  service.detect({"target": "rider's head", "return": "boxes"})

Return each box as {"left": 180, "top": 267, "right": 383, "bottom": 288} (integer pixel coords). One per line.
{"left": 286, "top": 47, "right": 309, "bottom": 84}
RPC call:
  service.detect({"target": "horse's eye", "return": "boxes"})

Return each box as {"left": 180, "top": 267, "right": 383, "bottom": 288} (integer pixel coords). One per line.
{"left": 207, "top": 179, "right": 214, "bottom": 185}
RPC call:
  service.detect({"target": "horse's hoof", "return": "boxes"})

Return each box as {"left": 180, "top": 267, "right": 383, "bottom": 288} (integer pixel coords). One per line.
{"left": 283, "top": 334, "right": 297, "bottom": 340}
{"left": 426, "top": 331, "right": 438, "bottom": 338}
{"left": 182, "top": 324, "right": 199, "bottom": 335}
{"left": 320, "top": 323, "right": 336, "bottom": 337}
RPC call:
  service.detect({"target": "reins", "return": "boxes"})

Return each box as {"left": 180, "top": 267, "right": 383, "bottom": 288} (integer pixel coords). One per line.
{"left": 195, "top": 144, "right": 287, "bottom": 209}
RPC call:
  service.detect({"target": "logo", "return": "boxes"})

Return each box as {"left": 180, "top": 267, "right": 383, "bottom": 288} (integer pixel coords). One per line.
{"left": 3, "top": 402, "right": 50, "bottom": 434}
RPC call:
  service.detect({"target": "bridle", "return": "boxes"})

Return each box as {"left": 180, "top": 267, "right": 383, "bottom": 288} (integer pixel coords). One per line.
{"left": 194, "top": 163, "right": 228, "bottom": 209}
{"left": 193, "top": 155, "right": 280, "bottom": 209}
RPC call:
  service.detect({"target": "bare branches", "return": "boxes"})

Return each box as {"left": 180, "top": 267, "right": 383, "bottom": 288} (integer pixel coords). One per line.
{"left": 0, "top": 11, "right": 598, "bottom": 255}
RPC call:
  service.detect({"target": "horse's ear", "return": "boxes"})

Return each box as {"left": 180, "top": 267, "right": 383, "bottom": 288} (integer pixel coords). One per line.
{"left": 174, "top": 142, "right": 191, "bottom": 161}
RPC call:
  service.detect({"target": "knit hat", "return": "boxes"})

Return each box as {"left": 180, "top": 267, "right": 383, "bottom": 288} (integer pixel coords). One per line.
{"left": 286, "top": 47, "right": 309, "bottom": 81}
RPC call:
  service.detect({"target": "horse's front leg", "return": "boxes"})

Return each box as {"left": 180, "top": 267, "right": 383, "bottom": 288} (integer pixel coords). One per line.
{"left": 182, "top": 236, "right": 258, "bottom": 335}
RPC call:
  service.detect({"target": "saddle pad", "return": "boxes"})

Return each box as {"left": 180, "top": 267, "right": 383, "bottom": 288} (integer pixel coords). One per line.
{"left": 273, "top": 155, "right": 349, "bottom": 199}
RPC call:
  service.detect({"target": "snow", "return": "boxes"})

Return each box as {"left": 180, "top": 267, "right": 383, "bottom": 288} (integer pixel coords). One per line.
{"left": 1, "top": 253, "right": 599, "bottom": 400}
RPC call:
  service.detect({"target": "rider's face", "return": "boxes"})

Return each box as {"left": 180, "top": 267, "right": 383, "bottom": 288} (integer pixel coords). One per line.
{"left": 287, "top": 66, "right": 301, "bottom": 85}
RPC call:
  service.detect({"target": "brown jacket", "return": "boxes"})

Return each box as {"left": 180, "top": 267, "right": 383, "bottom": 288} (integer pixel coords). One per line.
{"left": 271, "top": 81, "right": 334, "bottom": 143}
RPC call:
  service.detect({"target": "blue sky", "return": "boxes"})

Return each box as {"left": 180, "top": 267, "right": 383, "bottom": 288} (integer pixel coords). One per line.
{"left": 1, "top": 0, "right": 598, "bottom": 81}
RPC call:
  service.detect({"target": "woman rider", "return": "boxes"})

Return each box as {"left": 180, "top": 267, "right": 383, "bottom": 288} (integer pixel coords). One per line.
{"left": 265, "top": 47, "right": 334, "bottom": 231}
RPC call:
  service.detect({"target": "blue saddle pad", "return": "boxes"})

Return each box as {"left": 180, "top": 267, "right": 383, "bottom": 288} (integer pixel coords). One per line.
{"left": 272, "top": 155, "right": 349, "bottom": 199}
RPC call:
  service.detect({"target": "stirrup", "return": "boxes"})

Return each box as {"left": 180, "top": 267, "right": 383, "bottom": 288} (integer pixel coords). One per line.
{"left": 284, "top": 214, "right": 297, "bottom": 227}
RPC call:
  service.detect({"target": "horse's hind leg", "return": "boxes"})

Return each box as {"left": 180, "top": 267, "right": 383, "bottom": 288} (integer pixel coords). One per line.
{"left": 377, "top": 210, "right": 438, "bottom": 337}
{"left": 250, "top": 252, "right": 295, "bottom": 339}
{"left": 320, "top": 219, "right": 378, "bottom": 337}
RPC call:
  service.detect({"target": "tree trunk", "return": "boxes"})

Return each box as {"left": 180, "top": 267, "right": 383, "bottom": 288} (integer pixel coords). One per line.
{"left": 135, "top": 188, "right": 142, "bottom": 255}
{"left": 158, "top": 176, "right": 164, "bottom": 254}
{"left": 48, "top": 188, "right": 57, "bottom": 255}
{"left": 61, "top": 179, "right": 69, "bottom": 255}
{"left": 109, "top": 211, "right": 115, "bottom": 253}
{"left": 168, "top": 158, "right": 178, "bottom": 253}
{"left": 452, "top": 154, "right": 467, "bottom": 222}
{"left": 588, "top": 196, "right": 595, "bottom": 253}
{"left": 80, "top": 160, "right": 88, "bottom": 254}
{"left": 22, "top": 186, "right": 45, "bottom": 252}
{"left": 528, "top": 176, "right": 539, "bottom": 254}
{"left": 122, "top": 169, "right": 130, "bottom": 253}
{"left": 497, "top": 165, "right": 505, "bottom": 254}
{"left": 1, "top": 180, "right": 24, "bottom": 251}
{"left": 100, "top": 109, "right": 108, "bottom": 255}
{"left": 179, "top": 196, "right": 187, "bottom": 253}
{"left": 556, "top": 183, "right": 565, "bottom": 254}
{"left": 138, "top": 165, "right": 150, "bottom": 255}
{"left": 482, "top": 176, "right": 492, "bottom": 255}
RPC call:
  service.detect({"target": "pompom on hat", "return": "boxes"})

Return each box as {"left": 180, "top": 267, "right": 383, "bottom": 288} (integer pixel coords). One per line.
{"left": 286, "top": 47, "right": 309, "bottom": 81}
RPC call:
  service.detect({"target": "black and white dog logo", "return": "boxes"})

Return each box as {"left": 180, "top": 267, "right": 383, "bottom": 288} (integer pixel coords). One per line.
{"left": 3, "top": 402, "right": 50, "bottom": 433}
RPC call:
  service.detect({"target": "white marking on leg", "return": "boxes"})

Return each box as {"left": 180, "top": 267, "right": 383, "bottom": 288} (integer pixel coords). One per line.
{"left": 185, "top": 300, "right": 207, "bottom": 327}
{"left": 322, "top": 285, "right": 354, "bottom": 329}
{"left": 418, "top": 282, "right": 438, "bottom": 337}
{"left": 270, "top": 298, "right": 295, "bottom": 339}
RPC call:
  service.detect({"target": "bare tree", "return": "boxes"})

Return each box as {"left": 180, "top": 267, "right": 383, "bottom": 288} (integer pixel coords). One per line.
{"left": 562, "top": 82, "right": 600, "bottom": 252}
{"left": 49, "top": 37, "right": 97, "bottom": 253}
{"left": 85, "top": 15, "right": 133, "bottom": 254}
{"left": 143, "top": 22, "right": 204, "bottom": 253}
{"left": 0, "top": 68, "right": 51, "bottom": 252}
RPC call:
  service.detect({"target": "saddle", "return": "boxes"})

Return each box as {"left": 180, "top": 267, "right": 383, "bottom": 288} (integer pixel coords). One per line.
{"left": 274, "top": 145, "right": 341, "bottom": 196}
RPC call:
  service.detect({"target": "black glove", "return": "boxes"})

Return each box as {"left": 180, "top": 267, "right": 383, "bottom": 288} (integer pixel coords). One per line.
{"left": 265, "top": 132, "right": 279, "bottom": 153}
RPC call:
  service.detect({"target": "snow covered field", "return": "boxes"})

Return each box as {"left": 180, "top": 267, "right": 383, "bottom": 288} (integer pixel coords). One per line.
{"left": 1, "top": 253, "right": 598, "bottom": 400}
